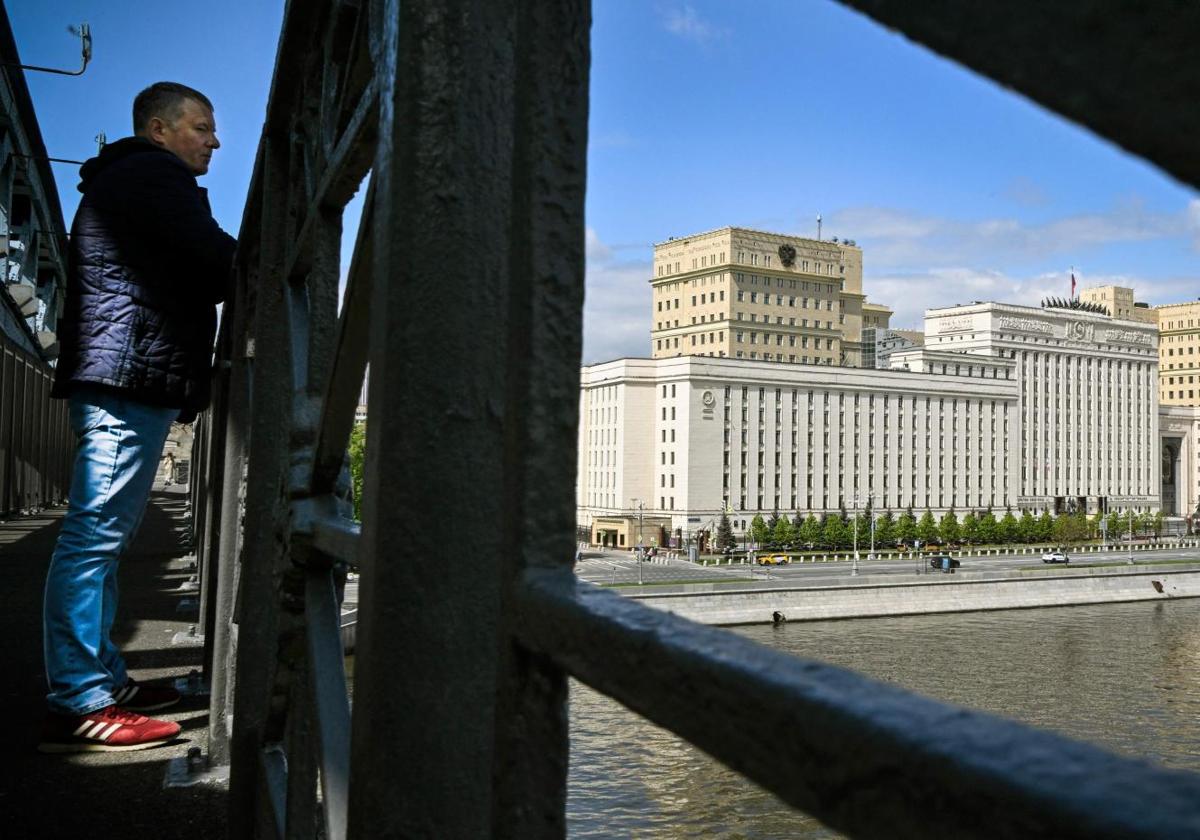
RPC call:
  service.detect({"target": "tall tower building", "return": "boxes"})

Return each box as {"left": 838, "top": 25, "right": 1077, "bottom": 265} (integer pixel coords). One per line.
{"left": 1079, "top": 285, "right": 1156, "bottom": 324}
{"left": 650, "top": 227, "right": 891, "bottom": 367}
{"left": 1156, "top": 300, "right": 1200, "bottom": 406}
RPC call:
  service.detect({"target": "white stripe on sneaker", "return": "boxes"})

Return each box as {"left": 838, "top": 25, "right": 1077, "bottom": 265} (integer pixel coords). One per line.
{"left": 73, "top": 721, "right": 95, "bottom": 737}
{"left": 97, "top": 722, "right": 122, "bottom": 741}
{"left": 80, "top": 720, "right": 108, "bottom": 738}
{"left": 113, "top": 685, "right": 135, "bottom": 704}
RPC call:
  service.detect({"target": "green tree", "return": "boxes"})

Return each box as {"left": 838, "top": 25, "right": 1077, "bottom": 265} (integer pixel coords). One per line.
{"left": 750, "top": 514, "right": 769, "bottom": 548}
{"left": 1035, "top": 511, "right": 1054, "bottom": 543}
{"left": 960, "top": 512, "right": 979, "bottom": 545}
{"left": 1017, "top": 510, "right": 1037, "bottom": 544}
{"left": 1104, "top": 510, "right": 1121, "bottom": 541}
{"left": 716, "top": 512, "right": 736, "bottom": 552}
{"left": 1152, "top": 510, "right": 1165, "bottom": 538}
{"left": 916, "top": 510, "right": 938, "bottom": 546}
{"left": 977, "top": 510, "right": 998, "bottom": 545}
{"left": 896, "top": 509, "right": 917, "bottom": 547}
{"left": 348, "top": 421, "right": 367, "bottom": 521}
{"left": 772, "top": 514, "right": 795, "bottom": 549}
{"left": 939, "top": 509, "right": 961, "bottom": 545}
{"left": 823, "top": 514, "right": 847, "bottom": 551}
{"left": 798, "top": 513, "right": 821, "bottom": 549}
{"left": 1052, "top": 513, "right": 1088, "bottom": 544}
{"left": 766, "top": 509, "right": 781, "bottom": 537}
{"left": 1139, "top": 510, "right": 1156, "bottom": 538}
{"left": 875, "top": 510, "right": 895, "bottom": 549}
{"left": 999, "top": 510, "right": 1020, "bottom": 544}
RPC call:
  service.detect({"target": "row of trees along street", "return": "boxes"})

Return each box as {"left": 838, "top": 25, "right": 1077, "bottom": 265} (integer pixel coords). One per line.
{"left": 714, "top": 508, "right": 1169, "bottom": 554}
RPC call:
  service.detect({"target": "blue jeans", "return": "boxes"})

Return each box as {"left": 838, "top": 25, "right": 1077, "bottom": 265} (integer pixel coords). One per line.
{"left": 43, "top": 388, "right": 178, "bottom": 715}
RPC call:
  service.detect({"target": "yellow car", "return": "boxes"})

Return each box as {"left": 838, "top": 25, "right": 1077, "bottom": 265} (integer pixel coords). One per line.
{"left": 758, "top": 554, "right": 791, "bottom": 566}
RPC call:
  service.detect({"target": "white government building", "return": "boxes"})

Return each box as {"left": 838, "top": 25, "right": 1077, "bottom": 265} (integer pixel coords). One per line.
{"left": 578, "top": 296, "right": 1200, "bottom": 550}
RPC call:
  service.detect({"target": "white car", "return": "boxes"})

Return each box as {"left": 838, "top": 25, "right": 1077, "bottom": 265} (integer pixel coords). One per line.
{"left": 1041, "top": 551, "right": 1069, "bottom": 564}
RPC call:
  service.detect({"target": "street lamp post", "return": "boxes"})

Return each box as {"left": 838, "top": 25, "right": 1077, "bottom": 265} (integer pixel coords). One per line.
{"left": 631, "top": 498, "right": 645, "bottom": 584}
{"left": 852, "top": 493, "right": 860, "bottom": 576}
{"left": 869, "top": 497, "right": 876, "bottom": 560}
{"left": 1128, "top": 508, "right": 1134, "bottom": 565}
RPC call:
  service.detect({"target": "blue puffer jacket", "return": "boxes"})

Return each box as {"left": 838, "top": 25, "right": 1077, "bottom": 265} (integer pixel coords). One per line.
{"left": 52, "top": 137, "right": 237, "bottom": 421}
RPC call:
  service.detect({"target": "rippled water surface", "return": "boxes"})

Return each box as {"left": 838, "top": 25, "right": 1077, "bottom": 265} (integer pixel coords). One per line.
{"left": 566, "top": 599, "right": 1200, "bottom": 838}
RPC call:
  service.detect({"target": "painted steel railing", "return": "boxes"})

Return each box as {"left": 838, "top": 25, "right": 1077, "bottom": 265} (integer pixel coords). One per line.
{"left": 187, "top": 1, "right": 1200, "bottom": 838}
{"left": 0, "top": 330, "right": 70, "bottom": 516}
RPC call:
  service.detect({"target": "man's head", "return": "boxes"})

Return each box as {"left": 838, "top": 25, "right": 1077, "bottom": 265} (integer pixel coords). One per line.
{"left": 133, "top": 82, "right": 219, "bottom": 176}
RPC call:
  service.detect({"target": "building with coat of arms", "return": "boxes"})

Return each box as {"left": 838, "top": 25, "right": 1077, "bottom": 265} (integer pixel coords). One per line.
{"left": 579, "top": 230, "right": 1198, "bottom": 545}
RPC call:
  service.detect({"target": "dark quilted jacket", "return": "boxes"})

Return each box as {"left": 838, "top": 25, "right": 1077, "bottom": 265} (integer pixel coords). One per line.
{"left": 52, "top": 137, "right": 237, "bottom": 420}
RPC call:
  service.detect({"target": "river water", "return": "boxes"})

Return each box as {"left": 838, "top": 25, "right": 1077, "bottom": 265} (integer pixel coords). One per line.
{"left": 566, "top": 599, "right": 1200, "bottom": 838}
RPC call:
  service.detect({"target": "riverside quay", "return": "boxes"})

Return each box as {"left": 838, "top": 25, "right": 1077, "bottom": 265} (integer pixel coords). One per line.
{"left": 579, "top": 291, "right": 1200, "bottom": 548}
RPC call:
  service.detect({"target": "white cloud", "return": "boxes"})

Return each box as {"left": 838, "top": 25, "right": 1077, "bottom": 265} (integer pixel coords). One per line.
{"left": 1188, "top": 199, "right": 1200, "bottom": 249}
{"left": 828, "top": 202, "right": 1192, "bottom": 269}
{"left": 660, "top": 4, "right": 726, "bottom": 45}
{"left": 869, "top": 267, "right": 1196, "bottom": 331}
{"left": 583, "top": 228, "right": 651, "bottom": 363}
{"left": 585, "top": 226, "right": 613, "bottom": 262}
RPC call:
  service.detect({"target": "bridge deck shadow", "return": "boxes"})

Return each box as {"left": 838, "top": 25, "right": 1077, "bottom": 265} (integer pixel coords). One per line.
{"left": 0, "top": 485, "right": 225, "bottom": 839}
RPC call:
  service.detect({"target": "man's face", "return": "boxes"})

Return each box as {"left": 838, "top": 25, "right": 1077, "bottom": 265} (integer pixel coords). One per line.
{"left": 149, "top": 98, "right": 220, "bottom": 176}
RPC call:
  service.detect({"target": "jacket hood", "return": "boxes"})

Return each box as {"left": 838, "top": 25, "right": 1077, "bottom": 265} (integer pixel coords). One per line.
{"left": 77, "top": 137, "right": 177, "bottom": 193}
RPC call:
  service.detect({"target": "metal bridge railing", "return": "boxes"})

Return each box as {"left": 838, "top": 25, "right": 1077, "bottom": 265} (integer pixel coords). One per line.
{"left": 0, "top": 330, "right": 70, "bottom": 517}
{"left": 187, "top": 1, "right": 1200, "bottom": 838}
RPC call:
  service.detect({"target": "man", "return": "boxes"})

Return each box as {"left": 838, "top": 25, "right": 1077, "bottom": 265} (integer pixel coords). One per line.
{"left": 39, "top": 82, "right": 236, "bottom": 753}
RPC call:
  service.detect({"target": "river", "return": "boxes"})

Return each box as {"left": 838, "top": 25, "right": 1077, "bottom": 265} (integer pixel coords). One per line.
{"left": 566, "top": 599, "right": 1200, "bottom": 838}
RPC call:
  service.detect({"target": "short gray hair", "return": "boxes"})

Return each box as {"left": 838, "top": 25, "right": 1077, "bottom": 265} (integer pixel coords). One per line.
{"left": 133, "top": 82, "right": 213, "bottom": 133}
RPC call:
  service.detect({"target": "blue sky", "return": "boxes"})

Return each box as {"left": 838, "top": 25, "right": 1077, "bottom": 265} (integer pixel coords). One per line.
{"left": 12, "top": 1, "right": 1198, "bottom": 364}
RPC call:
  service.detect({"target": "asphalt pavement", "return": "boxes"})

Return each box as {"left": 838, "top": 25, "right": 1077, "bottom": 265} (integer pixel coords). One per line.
{"left": 576, "top": 544, "right": 1200, "bottom": 592}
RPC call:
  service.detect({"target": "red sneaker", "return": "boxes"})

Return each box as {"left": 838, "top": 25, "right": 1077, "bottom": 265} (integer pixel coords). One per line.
{"left": 38, "top": 705, "right": 181, "bottom": 753}
{"left": 112, "top": 677, "right": 181, "bottom": 712}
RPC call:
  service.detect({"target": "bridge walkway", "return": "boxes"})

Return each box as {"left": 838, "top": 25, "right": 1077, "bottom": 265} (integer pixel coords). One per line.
{"left": 0, "top": 485, "right": 225, "bottom": 839}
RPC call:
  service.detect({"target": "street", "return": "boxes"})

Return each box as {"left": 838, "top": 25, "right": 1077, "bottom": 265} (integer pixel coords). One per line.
{"left": 574, "top": 544, "right": 1200, "bottom": 589}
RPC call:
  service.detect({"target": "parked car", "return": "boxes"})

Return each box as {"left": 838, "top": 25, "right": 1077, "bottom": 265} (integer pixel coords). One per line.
{"left": 758, "top": 554, "right": 791, "bottom": 566}
{"left": 928, "top": 554, "right": 960, "bottom": 571}
{"left": 1042, "top": 550, "right": 1070, "bottom": 564}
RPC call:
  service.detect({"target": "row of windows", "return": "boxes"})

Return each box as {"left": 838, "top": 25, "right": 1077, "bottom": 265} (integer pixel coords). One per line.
{"left": 654, "top": 314, "right": 724, "bottom": 331}
{"left": 656, "top": 290, "right": 728, "bottom": 312}
{"left": 735, "top": 290, "right": 835, "bottom": 310}
{"left": 734, "top": 351, "right": 831, "bottom": 364}
{"left": 736, "top": 313, "right": 836, "bottom": 329}
{"left": 736, "top": 332, "right": 834, "bottom": 350}
{"left": 736, "top": 272, "right": 838, "bottom": 293}
{"left": 654, "top": 275, "right": 725, "bottom": 293}
{"left": 656, "top": 336, "right": 729, "bottom": 351}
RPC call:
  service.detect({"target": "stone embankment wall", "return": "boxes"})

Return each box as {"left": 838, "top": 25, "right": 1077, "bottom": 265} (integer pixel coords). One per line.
{"left": 629, "top": 567, "right": 1200, "bottom": 626}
